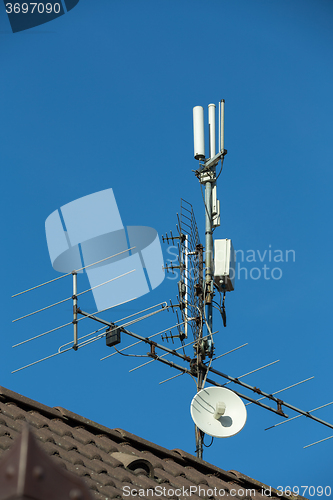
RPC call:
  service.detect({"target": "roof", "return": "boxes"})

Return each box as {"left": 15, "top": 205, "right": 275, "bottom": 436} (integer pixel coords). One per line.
{"left": 0, "top": 386, "right": 303, "bottom": 500}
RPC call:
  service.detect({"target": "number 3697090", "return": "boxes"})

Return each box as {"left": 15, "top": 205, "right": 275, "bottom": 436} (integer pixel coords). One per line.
{"left": 5, "top": 3, "right": 61, "bottom": 14}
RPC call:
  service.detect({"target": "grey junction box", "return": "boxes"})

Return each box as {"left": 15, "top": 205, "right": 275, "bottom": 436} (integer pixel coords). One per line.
{"left": 106, "top": 326, "right": 121, "bottom": 347}
{"left": 214, "top": 239, "right": 236, "bottom": 292}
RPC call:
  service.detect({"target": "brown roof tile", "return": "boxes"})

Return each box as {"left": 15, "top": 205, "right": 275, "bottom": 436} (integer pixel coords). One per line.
{"left": 72, "top": 426, "right": 99, "bottom": 445}
{"left": 47, "top": 418, "right": 75, "bottom": 437}
{"left": 140, "top": 450, "right": 165, "bottom": 469}
{"left": 162, "top": 458, "right": 189, "bottom": 477}
{"left": 182, "top": 466, "right": 210, "bottom": 485}
{"left": 93, "top": 434, "right": 120, "bottom": 454}
{"left": 33, "top": 426, "right": 56, "bottom": 443}
{"left": 0, "top": 385, "right": 299, "bottom": 500}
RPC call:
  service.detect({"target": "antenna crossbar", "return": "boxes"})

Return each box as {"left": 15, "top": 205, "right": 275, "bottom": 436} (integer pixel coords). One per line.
{"left": 265, "top": 401, "right": 333, "bottom": 431}
{"left": 208, "top": 366, "right": 333, "bottom": 431}
{"left": 129, "top": 331, "right": 217, "bottom": 373}
{"left": 77, "top": 308, "right": 193, "bottom": 364}
{"left": 75, "top": 305, "right": 332, "bottom": 430}
{"left": 143, "top": 354, "right": 289, "bottom": 418}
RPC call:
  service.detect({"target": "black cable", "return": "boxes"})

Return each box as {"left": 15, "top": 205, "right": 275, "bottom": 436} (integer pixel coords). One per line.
{"left": 203, "top": 434, "right": 214, "bottom": 448}
{"left": 215, "top": 158, "right": 224, "bottom": 181}
{"left": 112, "top": 345, "right": 149, "bottom": 358}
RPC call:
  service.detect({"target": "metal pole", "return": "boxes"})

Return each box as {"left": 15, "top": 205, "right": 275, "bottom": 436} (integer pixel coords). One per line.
{"left": 205, "top": 180, "right": 213, "bottom": 355}
{"left": 194, "top": 165, "right": 214, "bottom": 460}
{"left": 195, "top": 316, "right": 204, "bottom": 458}
{"left": 72, "top": 272, "right": 78, "bottom": 351}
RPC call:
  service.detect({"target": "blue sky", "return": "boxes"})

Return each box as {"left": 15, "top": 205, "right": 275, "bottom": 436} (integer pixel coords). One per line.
{"left": 1, "top": 0, "right": 333, "bottom": 494}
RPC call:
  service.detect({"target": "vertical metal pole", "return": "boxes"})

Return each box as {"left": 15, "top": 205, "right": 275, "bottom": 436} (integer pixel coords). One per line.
{"left": 72, "top": 272, "right": 78, "bottom": 351}
{"left": 195, "top": 243, "right": 204, "bottom": 459}
{"left": 195, "top": 179, "right": 214, "bottom": 460}
{"left": 206, "top": 102, "right": 216, "bottom": 354}
{"left": 205, "top": 180, "right": 213, "bottom": 355}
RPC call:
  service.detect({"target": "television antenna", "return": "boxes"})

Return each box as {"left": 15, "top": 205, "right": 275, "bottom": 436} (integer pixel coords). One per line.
{"left": 11, "top": 100, "right": 333, "bottom": 459}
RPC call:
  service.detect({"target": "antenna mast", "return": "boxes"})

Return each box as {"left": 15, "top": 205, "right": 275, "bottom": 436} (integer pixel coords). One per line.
{"left": 193, "top": 100, "right": 227, "bottom": 458}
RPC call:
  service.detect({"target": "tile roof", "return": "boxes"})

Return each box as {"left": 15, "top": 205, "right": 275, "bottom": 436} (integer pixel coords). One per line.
{"left": 0, "top": 386, "right": 305, "bottom": 500}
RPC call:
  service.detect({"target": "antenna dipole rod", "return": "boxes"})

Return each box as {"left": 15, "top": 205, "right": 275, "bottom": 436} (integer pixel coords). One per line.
{"left": 208, "top": 103, "right": 216, "bottom": 159}
{"left": 304, "top": 435, "right": 333, "bottom": 449}
{"left": 220, "top": 99, "right": 225, "bottom": 153}
{"left": 72, "top": 272, "right": 78, "bottom": 351}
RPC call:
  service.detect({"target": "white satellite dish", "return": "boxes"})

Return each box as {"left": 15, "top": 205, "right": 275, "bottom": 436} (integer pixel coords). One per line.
{"left": 190, "top": 386, "right": 247, "bottom": 438}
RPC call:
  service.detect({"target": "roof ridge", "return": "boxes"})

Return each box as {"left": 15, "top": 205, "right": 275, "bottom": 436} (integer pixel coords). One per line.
{"left": 0, "top": 386, "right": 63, "bottom": 420}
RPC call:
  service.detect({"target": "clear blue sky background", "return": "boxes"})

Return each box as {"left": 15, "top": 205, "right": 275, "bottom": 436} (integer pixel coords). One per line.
{"left": 1, "top": 0, "right": 333, "bottom": 495}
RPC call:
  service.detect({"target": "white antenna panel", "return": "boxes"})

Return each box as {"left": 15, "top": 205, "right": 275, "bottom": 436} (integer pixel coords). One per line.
{"left": 208, "top": 103, "right": 216, "bottom": 159}
{"left": 190, "top": 386, "right": 247, "bottom": 438}
{"left": 193, "top": 106, "right": 205, "bottom": 160}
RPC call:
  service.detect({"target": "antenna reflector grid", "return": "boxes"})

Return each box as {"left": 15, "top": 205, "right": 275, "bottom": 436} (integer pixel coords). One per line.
{"left": 179, "top": 199, "right": 201, "bottom": 341}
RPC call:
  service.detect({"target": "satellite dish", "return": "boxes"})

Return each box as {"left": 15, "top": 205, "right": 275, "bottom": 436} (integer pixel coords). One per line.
{"left": 190, "top": 386, "right": 247, "bottom": 438}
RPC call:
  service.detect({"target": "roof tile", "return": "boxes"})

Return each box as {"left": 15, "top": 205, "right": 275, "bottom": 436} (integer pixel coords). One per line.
{"left": 47, "top": 418, "right": 74, "bottom": 437}
{"left": 25, "top": 410, "right": 50, "bottom": 429}
{"left": 104, "top": 466, "right": 134, "bottom": 484}
{"left": 129, "top": 473, "right": 162, "bottom": 490}
{"left": 155, "top": 469, "right": 198, "bottom": 490}
{"left": 205, "top": 473, "right": 234, "bottom": 491}
{"left": 183, "top": 466, "right": 210, "bottom": 485}
{"left": 0, "top": 423, "right": 12, "bottom": 438}
{"left": 0, "top": 402, "right": 26, "bottom": 420}
{"left": 107, "top": 477, "right": 132, "bottom": 492}
{"left": 72, "top": 426, "right": 98, "bottom": 445}
{"left": 65, "top": 461, "right": 92, "bottom": 478}
{"left": 79, "top": 458, "right": 122, "bottom": 479}
{"left": 60, "top": 449, "right": 85, "bottom": 466}
{"left": 0, "top": 416, "right": 23, "bottom": 434}
{"left": 94, "top": 482, "right": 124, "bottom": 498}
{"left": 42, "top": 439, "right": 65, "bottom": 457}
{"left": 117, "top": 442, "right": 147, "bottom": 456}
{"left": 140, "top": 450, "right": 165, "bottom": 469}
{"left": 85, "top": 459, "right": 110, "bottom": 474}
{"left": 52, "top": 433, "right": 80, "bottom": 452}
{"left": 33, "top": 426, "right": 56, "bottom": 443}
{"left": 0, "top": 433, "right": 12, "bottom": 451}
{"left": 162, "top": 459, "right": 188, "bottom": 477}
{"left": 89, "top": 470, "right": 117, "bottom": 488}
{"left": 94, "top": 434, "right": 120, "bottom": 454}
